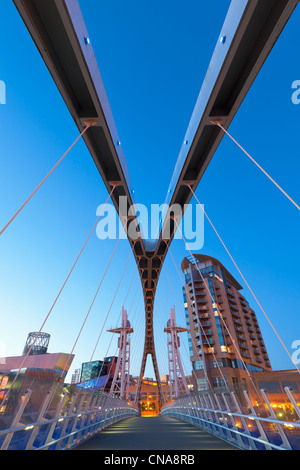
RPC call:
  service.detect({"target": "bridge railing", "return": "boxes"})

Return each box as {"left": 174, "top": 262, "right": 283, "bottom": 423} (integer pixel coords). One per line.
{"left": 161, "top": 375, "right": 300, "bottom": 450}
{"left": 0, "top": 373, "right": 139, "bottom": 450}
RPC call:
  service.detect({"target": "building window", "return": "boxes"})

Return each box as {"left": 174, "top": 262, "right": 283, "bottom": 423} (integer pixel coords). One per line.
{"left": 193, "top": 360, "right": 204, "bottom": 370}
{"left": 212, "top": 377, "right": 228, "bottom": 388}
{"left": 197, "top": 378, "right": 207, "bottom": 391}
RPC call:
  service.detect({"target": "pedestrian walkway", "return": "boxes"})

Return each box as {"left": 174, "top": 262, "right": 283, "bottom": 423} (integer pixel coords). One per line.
{"left": 76, "top": 416, "right": 237, "bottom": 450}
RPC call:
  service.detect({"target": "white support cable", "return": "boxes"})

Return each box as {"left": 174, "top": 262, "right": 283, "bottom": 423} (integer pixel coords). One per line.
{"left": 156, "top": 298, "right": 190, "bottom": 377}
{"left": 126, "top": 296, "right": 143, "bottom": 375}
{"left": 163, "top": 255, "right": 230, "bottom": 392}
{"left": 188, "top": 185, "right": 300, "bottom": 376}
{"left": 90, "top": 262, "right": 139, "bottom": 398}
{"left": 155, "top": 293, "right": 190, "bottom": 396}
{"left": 80, "top": 249, "right": 133, "bottom": 385}
{"left": 154, "top": 306, "right": 171, "bottom": 375}
{"left": 130, "top": 309, "right": 145, "bottom": 377}
{"left": 130, "top": 301, "right": 144, "bottom": 359}
{"left": 129, "top": 289, "right": 143, "bottom": 326}
{"left": 130, "top": 306, "right": 144, "bottom": 362}
{"left": 158, "top": 277, "right": 195, "bottom": 377}
{"left": 211, "top": 121, "right": 300, "bottom": 212}
{"left": 158, "top": 267, "right": 213, "bottom": 391}
{"left": 57, "top": 230, "right": 127, "bottom": 387}
{"left": 172, "top": 218, "right": 265, "bottom": 398}
{"left": 0, "top": 188, "right": 117, "bottom": 411}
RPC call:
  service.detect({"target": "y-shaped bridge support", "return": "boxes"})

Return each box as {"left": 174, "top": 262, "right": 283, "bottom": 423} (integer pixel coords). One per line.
{"left": 13, "top": 0, "right": 299, "bottom": 409}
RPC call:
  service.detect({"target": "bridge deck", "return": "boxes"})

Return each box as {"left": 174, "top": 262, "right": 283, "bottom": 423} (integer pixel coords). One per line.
{"left": 75, "top": 416, "right": 236, "bottom": 450}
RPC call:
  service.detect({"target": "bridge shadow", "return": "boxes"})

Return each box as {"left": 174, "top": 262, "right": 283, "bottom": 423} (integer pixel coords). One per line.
{"left": 75, "top": 415, "right": 236, "bottom": 450}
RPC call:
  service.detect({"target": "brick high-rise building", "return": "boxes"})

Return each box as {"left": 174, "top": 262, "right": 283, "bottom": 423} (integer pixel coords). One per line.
{"left": 182, "top": 254, "right": 272, "bottom": 392}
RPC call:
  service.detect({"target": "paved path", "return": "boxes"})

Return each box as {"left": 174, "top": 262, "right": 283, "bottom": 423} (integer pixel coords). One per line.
{"left": 76, "top": 416, "right": 236, "bottom": 450}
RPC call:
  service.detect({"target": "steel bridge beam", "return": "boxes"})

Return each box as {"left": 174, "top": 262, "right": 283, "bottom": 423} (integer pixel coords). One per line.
{"left": 12, "top": 0, "right": 299, "bottom": 406}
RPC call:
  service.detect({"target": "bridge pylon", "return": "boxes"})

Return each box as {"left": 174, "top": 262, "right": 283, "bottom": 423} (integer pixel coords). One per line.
{"left": 107, "top": 306, "right": 133, "bottom": 400}
{"left": 164, "top": 306, "right": 190, "bottom": 399}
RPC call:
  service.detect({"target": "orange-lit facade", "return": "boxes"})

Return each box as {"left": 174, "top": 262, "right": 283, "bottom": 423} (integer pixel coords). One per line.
{"left": 128, "top": 378, "right": 170, "bottom": 416}
{"left": 0, "top": 352, "right": 74, "bottom": 420}
{"left": 127, "top": 376, "right": 194, "bottom": 416}
{"left": 182, "top": 254, "right": 272, "bottom": 392}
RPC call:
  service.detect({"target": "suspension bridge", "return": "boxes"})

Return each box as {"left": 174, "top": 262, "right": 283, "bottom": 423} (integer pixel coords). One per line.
{"left": 0, "top": 0, "right": 299, "bottom": 451}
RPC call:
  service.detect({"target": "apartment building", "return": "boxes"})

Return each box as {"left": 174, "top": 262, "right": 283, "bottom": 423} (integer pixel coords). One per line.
{"left": 182, "top": 254, "right": 272, "bottom": 391}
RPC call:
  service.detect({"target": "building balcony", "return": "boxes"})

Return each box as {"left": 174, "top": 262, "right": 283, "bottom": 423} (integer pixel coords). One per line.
{"left": 240, "top": 351, "right": 251, "bottom": 359}
{"left": 199, "top": 313, "right": 209, "bottom": 319}
{"left": 230, "top": 304, "right": 239, "bottom": 313}
{"left": 198, "top": 306, "right": 209, "bottom": 312}
{"left": 195, "top": 289, "right": 206, "bottom": 296}
{"left": 231, "top": 311, "right": 241, "bottom": 319}
{"left": 193, "top": 311, "right": 209, "bottom": 322}
{"left": 237, "top": 335, "right": 247, "bottom": 344}
{"left": 234, "top": 326, "right": 245, "bottom": 334}
{"left": 204, "top": 329, "right": 213, "bottom": 336}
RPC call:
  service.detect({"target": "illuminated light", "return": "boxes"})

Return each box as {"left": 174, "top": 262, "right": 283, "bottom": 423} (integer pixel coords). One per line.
{"left": 58, "top": 418, "right": 64, "bottom": 422}
{"left": 84, "top": 37, "right": 91, "bottom": 45}
{"left": 220, "top": 35, "right": 226, "bottom": 44}
{"left": 25, "top": 425, "right": 34, "bottom": 431}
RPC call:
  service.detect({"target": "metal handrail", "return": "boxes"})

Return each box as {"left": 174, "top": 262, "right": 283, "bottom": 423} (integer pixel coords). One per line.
{"left": 161, "top": 408, "right": 285, "bottom": 451}
{"left": 0, "top": 386, "right": 140, "bottom": 450}
{"left": 161, "top": 386, "right": 300, "bottom": 450}
{"left": 162, "top": 404, "right": 300, "bottom": 429}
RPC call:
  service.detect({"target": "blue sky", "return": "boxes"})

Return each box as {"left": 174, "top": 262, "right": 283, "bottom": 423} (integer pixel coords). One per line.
{"left": 0, "top": 0, "right": 299, "bottom": 381}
